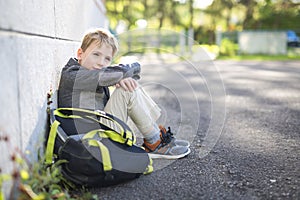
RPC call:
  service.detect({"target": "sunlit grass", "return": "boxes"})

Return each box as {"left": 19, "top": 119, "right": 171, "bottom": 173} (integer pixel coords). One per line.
{"left": 217, "top": 54, "right": 300, "bottom": 61}
{"left": 217, "top": 47, "right": 300, "bottom": 61}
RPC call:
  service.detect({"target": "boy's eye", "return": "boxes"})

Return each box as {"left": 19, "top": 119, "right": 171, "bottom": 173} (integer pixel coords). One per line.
{"left": 105, "top": 57, "right": 111, "bottom": 62}
{"left": 93, "top": 53, "right": 100, "bottom": 56}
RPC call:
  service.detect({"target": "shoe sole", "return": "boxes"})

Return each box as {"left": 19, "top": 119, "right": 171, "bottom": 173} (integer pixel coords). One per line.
{"left": 148, "top": 148, "right": 191, "bottom": 159}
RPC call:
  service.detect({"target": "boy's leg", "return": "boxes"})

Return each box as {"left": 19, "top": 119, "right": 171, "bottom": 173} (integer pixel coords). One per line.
{"left": 104, "top": 86, "right": 191, "bottom": 159}
{"left": 104, "top": 86, "right": 161, "bottom": 140}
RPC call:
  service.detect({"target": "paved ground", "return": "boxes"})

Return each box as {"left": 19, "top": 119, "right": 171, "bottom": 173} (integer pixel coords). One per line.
{"left": 92, "top": 54, "right": 300, "bottom": 199}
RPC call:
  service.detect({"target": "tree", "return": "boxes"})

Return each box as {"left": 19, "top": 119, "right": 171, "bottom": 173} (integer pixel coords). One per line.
{"left": 105, "top": 0, "right": 300, "bottom": 45}
{"left": 106, "top": 0, "right": 145, "bottom": 30}
{"left": 238, "top": 0, "right": 258, "bottom": 28}
{"left": 255, "top": 0, "right": 300, "bottom": 30}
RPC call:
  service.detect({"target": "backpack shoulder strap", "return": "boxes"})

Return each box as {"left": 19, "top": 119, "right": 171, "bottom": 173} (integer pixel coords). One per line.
{"left": 45, "top": 120, "right": 60, "bottom": 165}
{"left": 87, "top": 139, "right": 112, "bottom": 171}
{"left": 45, "top": 109, "right": 69, "bottom": 165}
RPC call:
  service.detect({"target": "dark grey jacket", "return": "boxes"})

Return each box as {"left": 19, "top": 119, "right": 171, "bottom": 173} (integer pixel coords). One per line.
{"left": 58, "top": 58, "right": 140, "bottom": 110}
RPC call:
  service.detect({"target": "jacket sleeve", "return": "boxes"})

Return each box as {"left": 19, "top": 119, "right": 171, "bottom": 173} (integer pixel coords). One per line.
{"left": 62, "top": 62, "right": 141, "bottom": 90}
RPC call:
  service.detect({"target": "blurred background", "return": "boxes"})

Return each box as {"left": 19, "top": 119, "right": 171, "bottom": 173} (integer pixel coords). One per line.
{"left": 0, "top": 0, "right": 300, "bottom": 198}
{"left": 105, "top": 0, "right": 300, "bottom": 58}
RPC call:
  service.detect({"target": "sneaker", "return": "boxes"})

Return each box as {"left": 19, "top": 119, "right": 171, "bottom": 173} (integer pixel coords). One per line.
{"left": 143, "top": 139, "right": 191, "bottom": 159}
{"left": 159, "top": 125, "right": 190, "bottom": 148}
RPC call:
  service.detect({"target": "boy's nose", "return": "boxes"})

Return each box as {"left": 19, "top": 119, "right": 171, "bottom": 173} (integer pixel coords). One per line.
{"left": 97, "top": 58, "right": 105, "bottom": 67}
{"left": 97, "top": 63, "right": 104, "bottom": 68}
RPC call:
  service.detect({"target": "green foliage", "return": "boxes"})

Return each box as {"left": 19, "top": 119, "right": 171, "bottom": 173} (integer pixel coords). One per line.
{"left": 250, "top": 0, "right": 300, "bottom": 30}
{"left": 106, "top": 0, "right": 300, "bottom": 45}
{"left": 198, "top": 44, "right": 220, "bottom": 56}
{"left": 217, "top": 53, "right": 300, "bottom": 61}
{"left": 219, "top": 38, "right": 238, "bottom": 56}
{"left": 0, "top": 135, "right": 98, "bottom": 200}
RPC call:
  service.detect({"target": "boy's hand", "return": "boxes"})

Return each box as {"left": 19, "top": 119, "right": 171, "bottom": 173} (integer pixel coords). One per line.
{"left": 116, "top": 77, "right": 138, "bottom": 92}
{"left": 120, "top": 62, "right": 141, "bottom": 80}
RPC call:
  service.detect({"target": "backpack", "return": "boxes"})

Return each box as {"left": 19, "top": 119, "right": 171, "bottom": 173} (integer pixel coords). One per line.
{"left": 45, "top": 107, "right": 153, "bottom": 187}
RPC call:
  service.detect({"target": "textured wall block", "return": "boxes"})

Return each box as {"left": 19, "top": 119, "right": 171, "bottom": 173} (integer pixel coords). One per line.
{"left": 15, "top": 36, "right": 78, "bottom": 154}
{"left": 0, "top": 0, "right": 55, "bottom": 37}
{"left": 16, "top": 35, "right": 56, "bottom": 154}
{"left": 0, "top": 0, "right": 108, "bottom": 196}
{"left": 55, "top": 0, "right": 108, "bottom": 41}
{"left": 0, "top": 32, "right": 22, "bottom": 172}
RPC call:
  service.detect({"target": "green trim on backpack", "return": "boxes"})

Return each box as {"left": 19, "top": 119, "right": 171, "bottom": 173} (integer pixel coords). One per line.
{"left": 54, "top": 108, "right": 136, "bottom": 146}
{"left": 83, "top": 129, "right": 134, "bottom": 146}
{"left": 45, "top": 120, "right": 60, "bottom": 165}
{"left": 144, "top": 157, "right": 154, "bottom": 174}
{"left": 88, "top": 140, "right": 112, "bottom": 171}
{"left": 45, "top": 120, "right": 114, "bottom": 172}
{"left": 53, "top": 109, "right": 82, "bottom": 119}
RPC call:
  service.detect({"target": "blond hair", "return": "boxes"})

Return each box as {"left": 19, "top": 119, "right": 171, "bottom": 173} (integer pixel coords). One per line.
{"left": 80, "top": 28, "right": 119, "bottom": 57}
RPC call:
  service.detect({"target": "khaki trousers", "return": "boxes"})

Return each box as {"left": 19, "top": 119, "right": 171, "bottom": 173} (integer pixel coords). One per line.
{"left": 104, "top": 87, "right": 161, "bottom": 138}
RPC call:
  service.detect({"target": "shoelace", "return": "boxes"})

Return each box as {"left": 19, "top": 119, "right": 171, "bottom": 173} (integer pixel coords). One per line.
{"left": 159, "top": 126, "right": 174, "bottom": 145}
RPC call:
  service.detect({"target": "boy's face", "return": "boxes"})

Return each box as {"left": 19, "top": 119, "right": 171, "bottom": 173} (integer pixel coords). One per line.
{"left": 77, "top": 41, "right": 113, "bottom": 70}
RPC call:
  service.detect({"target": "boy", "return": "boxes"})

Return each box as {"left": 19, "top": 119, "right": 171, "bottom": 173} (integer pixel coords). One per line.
{"left": 58, "top": 28, "right": 190, "bottom": 159}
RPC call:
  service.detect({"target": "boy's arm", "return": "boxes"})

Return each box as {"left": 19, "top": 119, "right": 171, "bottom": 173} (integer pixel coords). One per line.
{"left": 64, "top": 62, "right": 141, "bottom": 89}
{"left": 105, "top": 62, "right": 141, "bottom": 82}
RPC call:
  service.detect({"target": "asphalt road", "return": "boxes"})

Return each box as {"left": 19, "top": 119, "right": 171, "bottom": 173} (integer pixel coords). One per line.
{"left": 92, "top": 55, "right": 300, "bottom": 200}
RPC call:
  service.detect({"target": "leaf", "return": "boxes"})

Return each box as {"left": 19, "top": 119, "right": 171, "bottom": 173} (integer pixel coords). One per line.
{"left": 20, "top": 169, "right": 30, "bottom": 180}
{"left": 19, "top": 184, "right": 42, "bottom": 199}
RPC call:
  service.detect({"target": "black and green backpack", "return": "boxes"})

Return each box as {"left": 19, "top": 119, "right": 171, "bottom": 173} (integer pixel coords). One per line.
{"left": 45, "top": 107, "right": 153, "bottom": 187}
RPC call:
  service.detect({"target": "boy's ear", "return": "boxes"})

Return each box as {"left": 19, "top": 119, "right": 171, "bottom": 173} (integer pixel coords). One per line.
{"left": 77, "top": 48, "right": 83, "bottom": 60}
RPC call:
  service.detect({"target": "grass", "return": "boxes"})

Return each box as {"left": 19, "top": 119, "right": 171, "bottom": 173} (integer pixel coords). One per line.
{"left": 217, "top": 47, "right": 300, "bottom": 61}
{"left": 217, "top": 54, "right": 300, "bottom": 61}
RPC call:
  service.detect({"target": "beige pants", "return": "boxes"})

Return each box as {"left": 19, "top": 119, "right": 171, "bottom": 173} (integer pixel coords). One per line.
{"left": 104, "top": 87, "right": 161, "bottom": 137}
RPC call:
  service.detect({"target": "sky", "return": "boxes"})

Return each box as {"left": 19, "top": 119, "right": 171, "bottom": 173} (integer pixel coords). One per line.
{"left": 174, "top": 0, "right": 214, "bottom": 9}
{"left": 193, "top": 0, "right": 214, "bottom": 9}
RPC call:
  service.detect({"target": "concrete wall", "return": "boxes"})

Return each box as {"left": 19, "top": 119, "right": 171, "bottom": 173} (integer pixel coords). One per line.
{"left": 238, "top": 31, "right": 287, "bottom": 55}
{"left": 0, "top": 0, "right": 108, "bottom": 196}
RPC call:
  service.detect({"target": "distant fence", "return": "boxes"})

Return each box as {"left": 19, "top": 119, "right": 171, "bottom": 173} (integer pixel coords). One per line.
{"left": 238, "top": 31, "right": 287, "bottom": 55}
{"left": 120, "top": 29, "right": 290, "bottom": 56}
{"left": 216, "top": 30, "right": 288, "bottom": 55}
{"left": 116, "top": 29, "right": 194, "bottom": 57}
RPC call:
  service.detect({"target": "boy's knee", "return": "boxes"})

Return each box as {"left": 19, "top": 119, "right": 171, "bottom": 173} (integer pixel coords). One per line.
{"left": 111, "top": 87, "right": 140, "bottom": 101}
